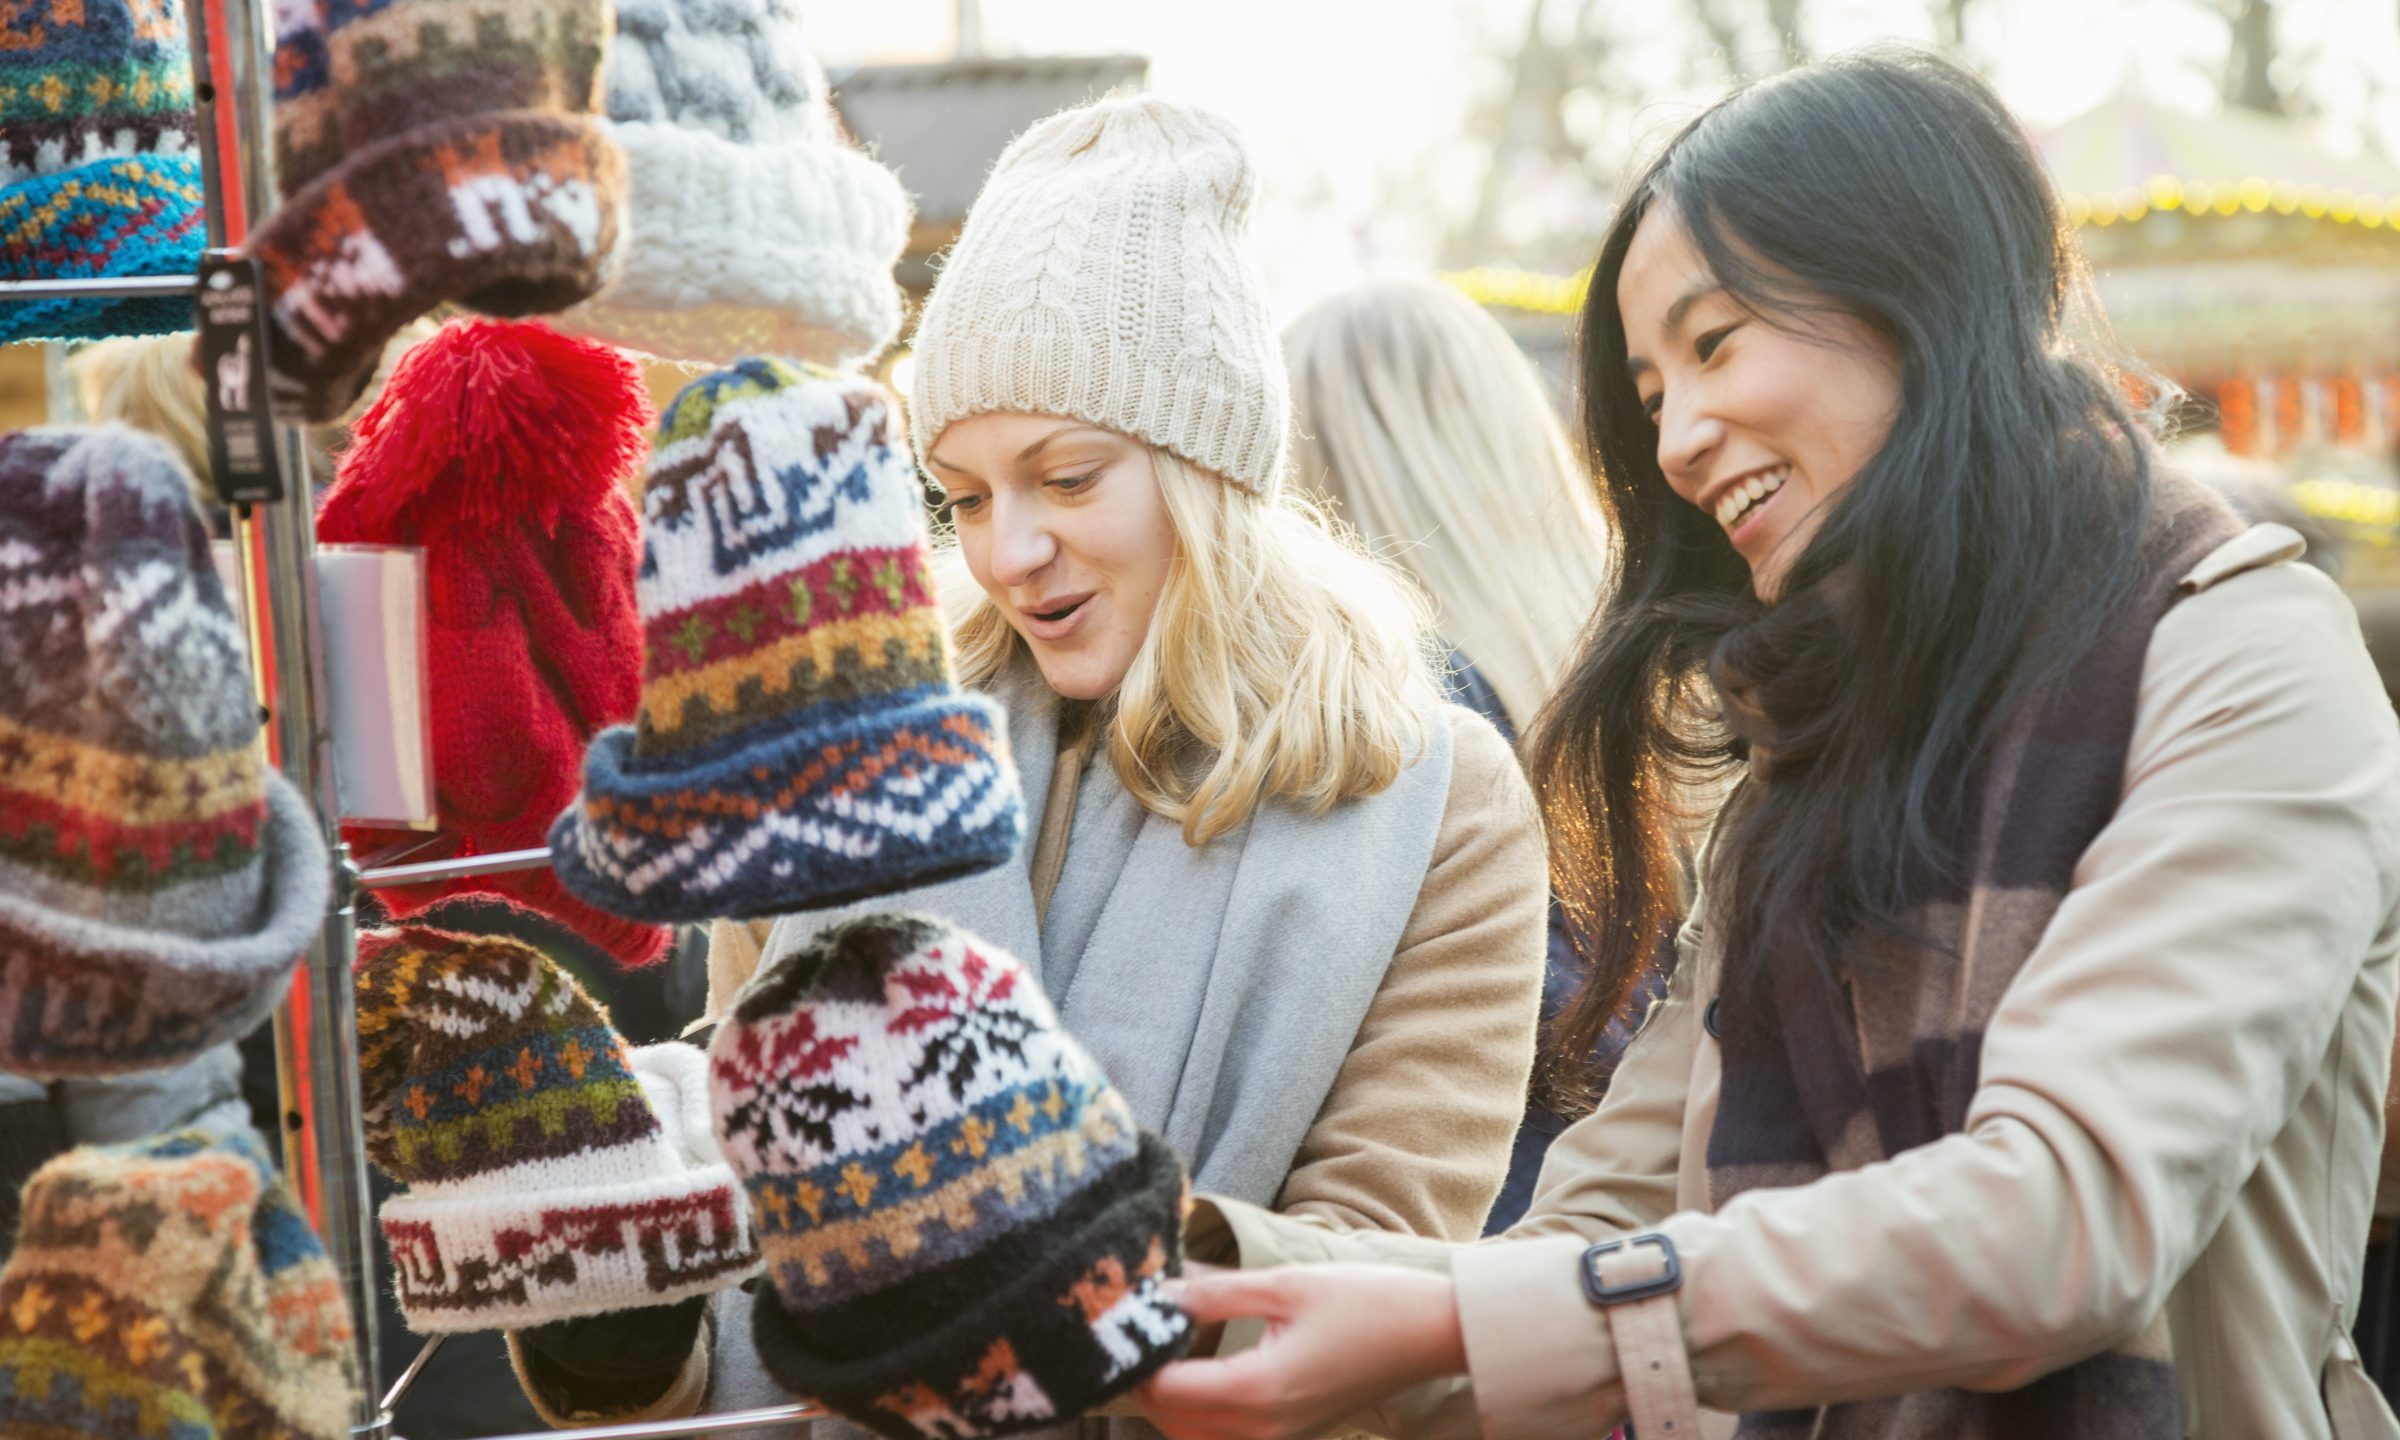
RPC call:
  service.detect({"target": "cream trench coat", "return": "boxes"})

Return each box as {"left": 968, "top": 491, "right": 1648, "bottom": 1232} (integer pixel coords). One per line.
{"left": 1190, "top": 526, "right": 2400, "bottom": 1440}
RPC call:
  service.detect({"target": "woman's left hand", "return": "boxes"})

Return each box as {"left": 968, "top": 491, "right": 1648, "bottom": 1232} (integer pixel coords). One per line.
{"left": 1135, "top": 1263, "right": 1468, "bottom": 1440}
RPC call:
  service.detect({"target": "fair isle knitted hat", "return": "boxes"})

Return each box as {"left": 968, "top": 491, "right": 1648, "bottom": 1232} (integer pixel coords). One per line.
{"left": 248, "top": 0, "right": 628, "bottom": 421}
{"left": 0, "top": 1, "right": 203, "bottom": 343}
{"left": 0, "top": 425, "right": 330, "bottom": 1081}
{"left": 0, "top": 1129, "right": 361, "bottom": 1440}
{"left": 549, "top": 360, "right": 1023, "bottom": 923}
{"left": 907, "top": 94, "right": 1287, "bottom": 497}
{"left": 355, "top": 925, "right": 758, "bottom": 1333}
{"left": 553, "top": 0, "right": 909, "bottom": 368}
{"left": 711, "top": 914, "right": 1192, "bottom": 1440}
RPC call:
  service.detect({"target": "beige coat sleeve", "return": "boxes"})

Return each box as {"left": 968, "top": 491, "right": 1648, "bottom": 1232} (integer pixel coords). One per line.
{"left": 1259, "top": 707, "right": 1549, "bottom": 1244}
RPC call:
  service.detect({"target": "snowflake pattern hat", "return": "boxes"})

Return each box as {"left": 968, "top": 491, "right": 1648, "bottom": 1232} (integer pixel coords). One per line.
{"left": 355, "top": 924, "right": 758, "bottom": 1332}
{"left": 248, "top": 0, "right": 629, "bottom": 420}
{"left": 0, "top": 0, "right": 204, "bottom": 343}
{"left": 0, "top": 425, "right": 329, "bottom": 1079}
{"left": 553, "top": 0, "right": 909, "bottom": 367}
{"left": 0, "top": 1129, "right": 361, "bottom": 1440}
{"left": 710, "top": 914, "right": 1192, "bottom": 1440}
{"left": 550, "top": 359, "right": 1023, "bottom": 922}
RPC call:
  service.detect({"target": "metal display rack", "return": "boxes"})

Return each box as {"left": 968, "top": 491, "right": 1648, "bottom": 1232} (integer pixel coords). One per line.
{"left": 0, "top": 3, "right": 825, "bottom": 1435}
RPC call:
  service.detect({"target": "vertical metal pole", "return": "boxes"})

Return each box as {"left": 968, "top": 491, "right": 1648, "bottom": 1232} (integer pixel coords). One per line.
{"left": 184, "top": 1, "right": 387, "bottom": 1432}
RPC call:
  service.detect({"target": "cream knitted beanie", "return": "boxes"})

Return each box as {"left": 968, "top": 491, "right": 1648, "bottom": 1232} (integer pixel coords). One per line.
{"left": 908, "top": 95, "right": 1288, "bottom": 496}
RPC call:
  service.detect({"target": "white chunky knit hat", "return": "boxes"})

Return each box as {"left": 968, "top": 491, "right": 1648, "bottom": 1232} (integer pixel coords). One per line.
{"left": 556, "top": 0, "right": 909, "bottom": 368}
{"left": 908, "top": 95, "right": 1289, "bottom": 497}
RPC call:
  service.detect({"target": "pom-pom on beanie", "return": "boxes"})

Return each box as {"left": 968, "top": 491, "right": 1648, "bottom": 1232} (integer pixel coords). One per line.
{"left": 355, "top": 924, "right": 759, "bottom": 1332}
{"left": 550, "top": 359, "right": 1023, "bottom": 922}
{"left": 248, "top": 0, "right": 629, "bottom": 420}
{"left": 553, "top": 0, "right": 909, "bottom": 368}
{"left": 0, "top": 1, "right": 203, "bottom": 342}
{"left": 0, "top": 425, "right": 330, "bottom": 1079}
{"left": 906, "top": 94, "right": 1288, "bottom": 497}
{"left": 711, "top": 914, "right": 1191, "bottom": 1440}
{"left": 0, "top": 1129, "right": 362, "bottom": 1439}
{"left": 317, "top": 317, "right": 670, "bottom": 969}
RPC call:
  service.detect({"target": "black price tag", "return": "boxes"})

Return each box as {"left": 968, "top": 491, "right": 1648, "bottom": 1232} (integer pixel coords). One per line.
{"left": 196, "top": 249, "right": 283, "bottom": 506}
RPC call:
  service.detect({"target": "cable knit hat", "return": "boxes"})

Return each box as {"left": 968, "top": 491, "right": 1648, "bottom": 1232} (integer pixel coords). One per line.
{"left": 550, "top": 359, "right": 1024, "bottom": 923}
{"left": 318, "top": 317, "right": 671, "bottom": 969}
{"left": 0, "top": 425, "right": 330, "bottom": 1080}
{"left": 249, "top": 0, "right": 628, "bottom": 420}
{"left": 355, "top": 924, "right": 759, "bottom": 1332}
{"left": 711, "top": 914, "right": 1192, "bottom": 1440}
{"left": 553, "top": 0, "right": 909, "bottom": 367}
{"left": 0, "top": 1, "right": 203, "bottom": 343}
{"left": 0, "top": 1129, "right": 361, "bottom": 1440}
{"left": 908, "top": 95, "right": 1287, "bottom": 497}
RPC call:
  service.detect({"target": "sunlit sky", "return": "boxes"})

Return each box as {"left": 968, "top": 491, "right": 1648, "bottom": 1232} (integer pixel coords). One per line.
{"left": 811, "top": 0, "right": 2400, "bottom": 312}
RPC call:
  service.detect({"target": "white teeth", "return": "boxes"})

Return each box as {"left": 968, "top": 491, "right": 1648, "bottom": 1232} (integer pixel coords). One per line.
{"left": 1715, "top": 467, "right": 1789, "bottom": 530}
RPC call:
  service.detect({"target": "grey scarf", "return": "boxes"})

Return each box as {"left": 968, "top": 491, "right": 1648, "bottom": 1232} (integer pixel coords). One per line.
{"left": 757, "top": 658, "right": 1455, "bottom": 1205}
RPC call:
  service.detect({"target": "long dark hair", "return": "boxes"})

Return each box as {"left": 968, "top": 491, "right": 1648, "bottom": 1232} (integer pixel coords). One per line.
{"left": 1528, "top": 47, "right": 2156, "bottom": 1107}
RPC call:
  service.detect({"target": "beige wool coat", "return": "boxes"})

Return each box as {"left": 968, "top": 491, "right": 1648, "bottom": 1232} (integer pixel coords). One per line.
{"left": 1193, "top": 527, "right": 2400, "bottom": 1440}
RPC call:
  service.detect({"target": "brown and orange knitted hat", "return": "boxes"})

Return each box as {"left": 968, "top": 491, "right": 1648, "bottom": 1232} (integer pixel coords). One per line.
{"left": 249, "top": 0, "right": 629, "bottom": 420}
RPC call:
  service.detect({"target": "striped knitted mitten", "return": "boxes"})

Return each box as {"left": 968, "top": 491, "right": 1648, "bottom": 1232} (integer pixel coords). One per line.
{"left": 711, "top": 913, "right": 1191, "bottom": 1440}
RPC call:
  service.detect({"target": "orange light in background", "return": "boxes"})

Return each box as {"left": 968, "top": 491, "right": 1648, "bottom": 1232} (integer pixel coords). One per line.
{"left": 2275, "top": 376, "right": 2304, "bottom": 453}
{"left": 2337, "top": 377, "right": 2364, "bottom": 447}
{"left": 2218, "top": 378, "right": 2257, "bottom": 457}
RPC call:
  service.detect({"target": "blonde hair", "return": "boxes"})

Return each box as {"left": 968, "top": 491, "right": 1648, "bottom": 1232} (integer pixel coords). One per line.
{"left": 939, "top": 448, "right": 1441, "bottom": 845}
{"left": 1285, "top": 278, "right": 1611, "bottom": 728}
{"left": 69, "top": 333, "right": 211, "bottom": 484}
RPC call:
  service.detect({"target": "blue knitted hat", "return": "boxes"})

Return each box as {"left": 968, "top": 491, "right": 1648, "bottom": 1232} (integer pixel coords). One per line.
{"left": 550, "top": 359, "right": 1024, "bottom": 922}
{"left": 0, "top": 1, "right": 203, "bottom": 343}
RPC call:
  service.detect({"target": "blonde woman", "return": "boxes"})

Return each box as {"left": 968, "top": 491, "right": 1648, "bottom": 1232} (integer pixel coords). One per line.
{"left": 567, "top": 94, "right": 1549, "bottom": 1432}
{"left": 1285, "top": 280, "right": 1615, "bottom": 1234}
{"left": 1286, "top": 278, "right": 1608, "bottom": 736}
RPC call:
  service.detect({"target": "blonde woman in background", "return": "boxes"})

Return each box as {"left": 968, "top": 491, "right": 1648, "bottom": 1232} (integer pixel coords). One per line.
{"left": 1286, "top": 279, "right": 1615, "bottom": 1232}
{"left": 1286, "top": 279, "right": 1607, "bottom": 734}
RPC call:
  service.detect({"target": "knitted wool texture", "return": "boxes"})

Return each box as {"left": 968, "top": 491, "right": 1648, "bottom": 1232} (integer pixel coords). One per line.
{"left": 712, "top": 914, "right": 1192, "bottom": 1440}
{"left": 550, "top": 359, "right": 1024, "bottom": 923}
{"left": 552, "top": 0, "right": 908, "bottom": 367}
{"left": 354, "top": 924, "right": 759, "bottom": 1332}
{"left": 0, "top": 1, "right": 202, "bottom": 342}
{"left": 907, "top": 94, "right": 1287, "bottom": 497}
{"left": 317, "top": 317, "right": 669, "bottom": 969}
{"left": 248, "top": 0, "right": 629, "bottom": 420}
{"left": 0, "top": 1129, "right": 361, "bottom": 1440}
{"left": 0, "top": 425, "right": 330, "bottom": 1080}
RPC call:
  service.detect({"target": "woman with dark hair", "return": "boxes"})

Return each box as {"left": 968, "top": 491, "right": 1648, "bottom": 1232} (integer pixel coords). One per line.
{"left": 1133, "top": 46, "right": 2400, "bottom": 1440}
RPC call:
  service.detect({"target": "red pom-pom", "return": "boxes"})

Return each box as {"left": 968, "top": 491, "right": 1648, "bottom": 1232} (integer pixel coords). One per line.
{"left": 325, "top": 317, "right": 653, "bottom": 539}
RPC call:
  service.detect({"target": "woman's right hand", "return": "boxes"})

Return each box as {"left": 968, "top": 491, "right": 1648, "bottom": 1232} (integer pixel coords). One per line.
{"left": 1136, "top": 1264, "right": 1466, "bottom": 1440}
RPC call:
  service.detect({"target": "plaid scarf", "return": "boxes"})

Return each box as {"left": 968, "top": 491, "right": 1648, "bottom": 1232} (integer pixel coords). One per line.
{"left": 1704, "top": 473, "right": 2245, "bottom": 1438}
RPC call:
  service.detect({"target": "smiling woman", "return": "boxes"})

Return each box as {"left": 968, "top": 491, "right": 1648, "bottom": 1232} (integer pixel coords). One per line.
{"left": 1135, "top": 46, "right": 2400, "bottom": 1440}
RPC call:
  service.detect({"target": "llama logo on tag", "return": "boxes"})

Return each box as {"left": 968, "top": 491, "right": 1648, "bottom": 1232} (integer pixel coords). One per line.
{"left": 215, "top": 333, "right": 251, "bottom": 415}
